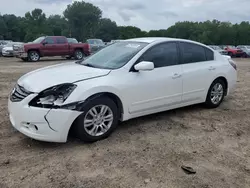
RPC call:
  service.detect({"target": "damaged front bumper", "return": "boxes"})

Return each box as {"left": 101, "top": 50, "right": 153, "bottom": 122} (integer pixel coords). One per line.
{"left": 8, "top": 94, "right": 81, "bottom": 143}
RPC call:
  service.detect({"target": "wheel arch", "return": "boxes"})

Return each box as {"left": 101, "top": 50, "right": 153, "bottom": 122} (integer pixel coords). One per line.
{"left": 27, "top": 49, "right": 41, "bottom": 54}
{"left": 212, "top": 76, "right": 228, "bottom": 96}
{"left": 67, "top": 92, "right": 124, "bottom": 140}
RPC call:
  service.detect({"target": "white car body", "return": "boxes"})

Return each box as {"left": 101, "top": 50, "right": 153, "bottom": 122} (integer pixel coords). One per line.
{"left": 8, "top": 37, "right": 237, "bottom": 143}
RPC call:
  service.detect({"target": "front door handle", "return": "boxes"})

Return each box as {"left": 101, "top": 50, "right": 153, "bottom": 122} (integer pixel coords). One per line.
{"left": 208, "top": 66, "right": 216, "bottom": 71}
{"left": 172, "top": 73, "right": 182, "bottom": 79}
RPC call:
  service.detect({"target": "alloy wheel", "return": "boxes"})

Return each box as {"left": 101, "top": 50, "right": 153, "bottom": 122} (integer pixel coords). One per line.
{"left": 30, "top": 52, "right": 39, "bottom": 61}
{"left": 76, "top": 51, "right": 83, "bottom": 59}
{"left": 83, "top": 105, "right": 114, "bottom": 137}
{"left": 210, "top": 83, "right": 224, "bottom": 104}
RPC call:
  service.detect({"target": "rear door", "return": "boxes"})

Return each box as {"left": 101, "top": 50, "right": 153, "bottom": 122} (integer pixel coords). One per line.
{"left": 179, "top": 42, "right": 217, "bottom": 103}
{"left": 55, "top": 37, "right": 69, "bottom": 56}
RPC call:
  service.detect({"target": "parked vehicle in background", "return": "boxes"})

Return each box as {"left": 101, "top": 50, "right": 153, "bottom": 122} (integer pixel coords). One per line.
{"left": 14, "top": 36, "right": 91, "bottom": 62}
{"left": 0, "top": 40, "right": 11, "bottom": 56}
{"left": 8, "top": 37, "right": 237, "bottom": 143}
{"left": 2, "top": 42, "right": 23, "bottom": 57}
{"left": 236, "top": 45, "right": 250, "bottom": 57}
{"left": 208, "top": 45, "right": 228, "bottom": 55}
{"left": 86, "top": 39, "right": 105, "bottom": 53}
{"left": 224, "top": 46, "right": 245, "bottom": 57}
{"left": 67, "top": 38, "right": 78, "bottom": 44}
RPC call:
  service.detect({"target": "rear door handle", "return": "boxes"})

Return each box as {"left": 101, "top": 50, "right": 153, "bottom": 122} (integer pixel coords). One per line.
{"left": 172, "top": 73, "right": 182, "bottom": 79}
{"left": 208, "top": 66, "right": 216, "bottom": 71}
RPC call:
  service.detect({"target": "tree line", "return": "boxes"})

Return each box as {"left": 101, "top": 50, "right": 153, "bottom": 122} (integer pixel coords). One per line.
{"left": 1, "top": 1, "right": 250, "bottom": 45}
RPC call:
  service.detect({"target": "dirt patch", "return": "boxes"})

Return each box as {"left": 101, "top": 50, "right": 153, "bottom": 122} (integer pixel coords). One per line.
{"left": 0, "top": 57, "right": 249, "bottom": 188}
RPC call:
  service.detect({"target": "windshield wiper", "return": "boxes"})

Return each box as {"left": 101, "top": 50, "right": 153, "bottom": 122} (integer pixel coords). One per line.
{"left": 83, "top": 63, "right": 98, "bottom": 68}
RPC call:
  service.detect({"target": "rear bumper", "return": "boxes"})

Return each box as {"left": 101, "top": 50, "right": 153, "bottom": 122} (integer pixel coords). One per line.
{"left": 8, "top": 94, "right": 81, "bottom": 143}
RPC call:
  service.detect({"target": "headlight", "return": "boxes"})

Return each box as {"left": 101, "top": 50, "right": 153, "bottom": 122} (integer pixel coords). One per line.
{"left": 29, "top": 83, "right": 77, "bottom": 108}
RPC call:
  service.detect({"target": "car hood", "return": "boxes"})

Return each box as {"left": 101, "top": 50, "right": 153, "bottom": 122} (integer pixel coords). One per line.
{"left": 2, "top": 47, "right": 13, "bottom": 51}
{"left": 17, "top": 62, "right": 111, "bottom": 92}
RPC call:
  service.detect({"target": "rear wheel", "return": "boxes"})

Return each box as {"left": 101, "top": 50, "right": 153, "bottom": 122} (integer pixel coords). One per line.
{"left": 74, "top": 97, "right": 119, "bottom": 142}
{"left": 28, "top": 51, "right": 40, "bottom": 62}
{"left": 74, "top": 50, "right": 84, "bottom": 60}
{"left": 243, "top": 53, "right": 248, "bottom": 58}
{"left": 205, "top": 79, "right": 226, "bottom": 108}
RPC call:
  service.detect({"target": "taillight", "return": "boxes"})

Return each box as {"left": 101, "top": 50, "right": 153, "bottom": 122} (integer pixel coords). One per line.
{"left": 228, "top": 59, "right": 237, "bottom": 70}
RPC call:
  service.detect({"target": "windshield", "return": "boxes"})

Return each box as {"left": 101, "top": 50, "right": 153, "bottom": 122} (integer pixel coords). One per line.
{"left": 33, "top": 37, "right": 45, "bottom": 43}
{"left": 67, "top": 38, "right": 78, "bottom": 43}
{"left": 87, "top": 39, "right": 104, "bottom": 45}
{"left": 79, "top": 41, "right": 148, "bottom": 69}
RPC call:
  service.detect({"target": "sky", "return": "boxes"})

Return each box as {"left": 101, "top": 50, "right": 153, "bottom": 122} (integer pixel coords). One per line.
{"left": 0, "top": 0, "right": 250, "bottom": 31}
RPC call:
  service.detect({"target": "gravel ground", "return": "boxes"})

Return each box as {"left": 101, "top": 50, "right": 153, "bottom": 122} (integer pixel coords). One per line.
{"left": 0, "top": 57, "right": 249, "bottom": 188}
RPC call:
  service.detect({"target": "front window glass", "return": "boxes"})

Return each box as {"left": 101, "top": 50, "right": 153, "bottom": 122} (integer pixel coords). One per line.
{"left": 78, "top": 41, "right": 148, "bottom": 69}
{"left": 44, "top": 37, "right": 55, "bottom": 44}
{"left": 140, "top": 42, "right": 178, "bottom": 68}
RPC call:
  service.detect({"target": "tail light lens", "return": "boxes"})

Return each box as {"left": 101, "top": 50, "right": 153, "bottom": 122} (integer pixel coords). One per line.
{"left": 228, "top": 59, "right": 237, "bottom": 70}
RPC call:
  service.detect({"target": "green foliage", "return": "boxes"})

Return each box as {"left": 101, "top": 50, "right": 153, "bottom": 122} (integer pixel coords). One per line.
{"left": 63, "top": 1, "right": 102, "bottom": 41}
{"left": 96, "top": 18, "right": 119, "bottom": 42}
{"left": 0, "top": 0, "right": 250, "bottom": 45}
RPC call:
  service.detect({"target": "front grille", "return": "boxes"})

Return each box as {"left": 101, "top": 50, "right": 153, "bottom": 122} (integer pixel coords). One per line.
{"left": 13, "top": 45, "right": 24, "bottom": 52}
{"left": 237, "top": 50, "right": 243, "bottom": 53}
{"left": 10, "top": 85, "right": 32, "bottom": 102}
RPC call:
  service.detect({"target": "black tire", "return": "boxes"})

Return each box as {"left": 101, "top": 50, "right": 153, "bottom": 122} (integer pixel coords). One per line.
{"left": 74, "top": 49, "right": 84, "bottom": 60}
{"left": 243, "top": 53, "right": 248, "bottom": 58}
{"left": 74, "top": 97, "right": 119, "bottom": 142}
{"left": 205, "top": 79, "right": 226, "bottom": 108}
{"left": 28, "top": 50, "right": 40, "bottom": 62}
{"left": 228, "top": 52, "right": 233, "bottom": 57}
{"left": 21, "top": 57, "right": 28, "bottom": 62}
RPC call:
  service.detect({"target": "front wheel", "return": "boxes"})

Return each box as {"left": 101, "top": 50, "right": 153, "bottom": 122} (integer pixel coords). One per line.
{"left": 74, "top": 50, "right": 84, "bottom": 60}
{"left": 228, "top": 52, "right": 233, "bottom": 57}
{"left": 74, "top": 97, "right": 119, "bottom": 142}
{"left": 205, "top": 79, "right": 226, "bottom": 108}
{"left": 28, "top": 51, "right": 40, "bottom": 62}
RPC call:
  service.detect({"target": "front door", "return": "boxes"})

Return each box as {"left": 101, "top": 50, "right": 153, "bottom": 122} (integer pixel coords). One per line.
{"left": 41, "top": 37, "right": 56, "bottom": 56}
{"left": 126, "top": 42, "right": 183, "bottom": 114}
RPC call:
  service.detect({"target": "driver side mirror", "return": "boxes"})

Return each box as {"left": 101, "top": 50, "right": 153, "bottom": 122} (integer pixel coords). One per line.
{"left": 134, "top": 61, "right": 154, "bottom": 71}
{"left": 42, "top": 41, "right": 47, "bottom": 45}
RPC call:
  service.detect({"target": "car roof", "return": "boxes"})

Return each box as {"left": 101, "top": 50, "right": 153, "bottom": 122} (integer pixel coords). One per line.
{"left": 125, "top": 37, "right": 207, "bottom": 46}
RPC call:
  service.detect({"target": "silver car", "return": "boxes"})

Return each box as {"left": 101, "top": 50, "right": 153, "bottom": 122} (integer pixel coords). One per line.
{"left": 208, "top": 45, "right": 228, "bottom": 55}
{"left": 86, "top": 39, "right": 105, "bottom": 53}
{"left": 236, "top": 45, "right": 250, "bottom": 57}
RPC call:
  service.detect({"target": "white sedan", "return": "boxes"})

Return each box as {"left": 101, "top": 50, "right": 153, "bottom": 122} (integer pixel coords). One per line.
{"left": 8, "top": 37, "right": 237, "bottom": 143}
